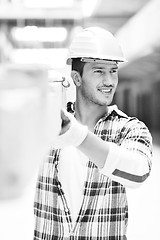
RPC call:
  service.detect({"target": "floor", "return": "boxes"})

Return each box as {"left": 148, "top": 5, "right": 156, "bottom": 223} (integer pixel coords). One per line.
{"left": 0, "top": 132, "right": 159, "bottom": 240}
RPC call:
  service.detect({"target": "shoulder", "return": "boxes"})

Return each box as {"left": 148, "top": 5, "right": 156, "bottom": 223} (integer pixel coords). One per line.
{"left": 106, "top": 105, "right": 135, "bottom": 126}
{"left": 108, "top": 105, "right": 128, "bottom": 119}
{"left": 105, "top": 106, "right": 152, "bottom": 152}
{"left": 108, "top": 105, "right": 145, "bottom": 126}
{"left": 106, "top": 105, "right": 152, "bottom": 137}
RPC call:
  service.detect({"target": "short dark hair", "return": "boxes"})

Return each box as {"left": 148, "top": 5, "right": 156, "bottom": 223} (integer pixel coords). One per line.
{"left": 71, "top": 58, "right": 86, "bottom": 77}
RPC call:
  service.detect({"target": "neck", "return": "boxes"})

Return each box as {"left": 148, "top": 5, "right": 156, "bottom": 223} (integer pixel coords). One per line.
{"left": 74, "top": 100, "right": 108, "bottom": 132}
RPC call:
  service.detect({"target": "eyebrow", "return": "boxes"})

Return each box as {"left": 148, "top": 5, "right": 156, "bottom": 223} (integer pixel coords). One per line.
{"left": 111, "top": 66, "right": 118, "bottom": 69}
{"left": 92, "top": 65, "right": 118, "bottom": 70}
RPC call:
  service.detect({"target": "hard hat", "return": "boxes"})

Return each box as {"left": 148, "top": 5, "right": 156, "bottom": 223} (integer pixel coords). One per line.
{"left": 66, "top": 27, "right": 127, "bottom": 65}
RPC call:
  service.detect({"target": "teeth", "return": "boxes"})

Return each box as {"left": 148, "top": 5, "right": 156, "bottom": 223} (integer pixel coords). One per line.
{"left": 99, "top": 88, "right": 112, "bottom": 93}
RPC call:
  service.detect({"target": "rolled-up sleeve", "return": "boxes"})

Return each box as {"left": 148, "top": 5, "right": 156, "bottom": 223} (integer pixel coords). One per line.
{"left": 100, "top": 120, "right": 152, "bottom": 188}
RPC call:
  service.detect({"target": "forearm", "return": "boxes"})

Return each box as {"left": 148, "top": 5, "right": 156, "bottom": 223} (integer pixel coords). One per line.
{"left": 78, "top": 131, "right": 151, "bottom": 188}
{"left": 78, "top": 131, "right": 110, "bottom": 168}
{"left": 100, "top": 142, "right": 151, "bottom": 188}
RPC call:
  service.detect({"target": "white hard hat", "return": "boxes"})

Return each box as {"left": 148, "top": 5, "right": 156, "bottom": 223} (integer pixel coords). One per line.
{"left": 66, "top": 27, "right": 127, "bottom": 65}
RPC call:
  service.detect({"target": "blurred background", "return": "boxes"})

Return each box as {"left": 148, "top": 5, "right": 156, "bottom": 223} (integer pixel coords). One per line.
{"left": 0, "top": 0, "right": 159, "bottom": 239}
{"left": 0, "top": 0, "right": 160, "bottom": 130}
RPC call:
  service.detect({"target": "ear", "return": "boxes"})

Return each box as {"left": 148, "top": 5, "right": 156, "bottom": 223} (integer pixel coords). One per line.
{"left": 71, "top": 71, "right": 81, "bottom": 87}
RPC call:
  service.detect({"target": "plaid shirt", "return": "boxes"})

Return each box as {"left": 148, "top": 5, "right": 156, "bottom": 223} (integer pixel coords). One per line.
{"left": 34, "top": 105, "right": 152, "bottom": 240}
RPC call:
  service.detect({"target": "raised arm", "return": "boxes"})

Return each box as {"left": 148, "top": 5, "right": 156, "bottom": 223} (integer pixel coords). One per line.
{"left": 53, "top": 109, "right": 152, "bottom": 188}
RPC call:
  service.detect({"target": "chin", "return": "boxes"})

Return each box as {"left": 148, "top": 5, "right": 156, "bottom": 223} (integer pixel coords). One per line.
{"left": 95, "top": 100, "right": 112, "bottom": 107}
{"left": 102, "top": 97, "right": 113, "bottom": 106}
{"left": 91, "top": 95, "right": 113, "bottom": 106}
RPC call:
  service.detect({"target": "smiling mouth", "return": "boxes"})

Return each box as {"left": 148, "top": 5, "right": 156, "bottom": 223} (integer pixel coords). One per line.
{"left": 98, "top": 87, "right": 113, "bottom": 94}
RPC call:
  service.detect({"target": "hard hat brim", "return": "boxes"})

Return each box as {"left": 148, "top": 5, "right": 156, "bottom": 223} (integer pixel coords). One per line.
{"left": 66, "top": 57, "right": 127, "bottom": 65}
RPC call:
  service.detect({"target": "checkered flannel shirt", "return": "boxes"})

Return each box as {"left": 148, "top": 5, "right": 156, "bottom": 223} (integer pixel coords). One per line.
{"left": 34, "top": 105, "right": 152, "bottom": 240}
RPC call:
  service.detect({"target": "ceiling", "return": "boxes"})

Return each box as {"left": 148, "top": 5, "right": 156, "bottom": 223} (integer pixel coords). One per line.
{"left": 72, "top": 0, "right": 151, "bottom": 33}
{"left": 93, "top": 0, "right": 150, "bottom": 16}
{"left": 88, "top": 0, "right": 160, "bottom": 83}
{"left": 0, "top": 0, "right": 159, "bottom": 83}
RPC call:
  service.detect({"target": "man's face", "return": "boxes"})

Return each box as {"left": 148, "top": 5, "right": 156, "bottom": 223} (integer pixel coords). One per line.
{"left": 79, "top": 61, "right": 118, "bottom": 106}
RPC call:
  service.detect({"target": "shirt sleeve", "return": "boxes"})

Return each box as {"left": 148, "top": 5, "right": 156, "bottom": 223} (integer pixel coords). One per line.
{"left": 100, "top": 119, "right": 152, "bottom": 188}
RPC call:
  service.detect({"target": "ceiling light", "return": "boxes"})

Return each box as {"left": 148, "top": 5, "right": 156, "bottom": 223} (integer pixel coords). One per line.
{"left": 12, "top": 26, "right": 68, "bottom": 42}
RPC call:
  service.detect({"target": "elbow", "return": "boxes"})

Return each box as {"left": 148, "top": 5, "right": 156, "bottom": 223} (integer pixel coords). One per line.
{"left": 112, "top": 164, "right": 151, "bottom": 189}
{"left": 128, "top": 170, "right": 151, "bottom": 189}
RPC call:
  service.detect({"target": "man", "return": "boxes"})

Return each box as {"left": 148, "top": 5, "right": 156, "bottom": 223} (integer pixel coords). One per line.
{"left": 34, "top": 27, "right": 152, "bottom": 239}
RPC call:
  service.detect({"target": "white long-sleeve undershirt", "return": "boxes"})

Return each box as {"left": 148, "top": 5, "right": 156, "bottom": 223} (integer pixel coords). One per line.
{"left": 58, "top": 141, "right": 150, "bottom": 225}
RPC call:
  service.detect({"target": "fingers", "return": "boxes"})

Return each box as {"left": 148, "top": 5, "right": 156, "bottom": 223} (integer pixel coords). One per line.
{"left": 60, "top": 109, "right": 71, "bottom": 135}
{"left": 61, "top": 108, "right": 70, "bottom": 121}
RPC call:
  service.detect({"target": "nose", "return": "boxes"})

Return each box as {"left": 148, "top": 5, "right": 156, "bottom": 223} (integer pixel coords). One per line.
{"left": 102, "top": 72, "right": 113, "bottom": 85}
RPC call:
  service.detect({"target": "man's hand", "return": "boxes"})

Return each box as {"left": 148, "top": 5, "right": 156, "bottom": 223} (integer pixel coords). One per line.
{"left": 59, "top": 109, "right": 71, "bottom": 135}
{"left": 52, "top": 109, "right": 88, "bottom": 149}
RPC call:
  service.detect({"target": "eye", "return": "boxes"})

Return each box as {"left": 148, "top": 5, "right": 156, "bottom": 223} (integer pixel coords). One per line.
{"left": 94, "top": 69, "right": 104, "bottom": 74}
{"left": 110, "top": 69, "right": 118, "bottom": 73}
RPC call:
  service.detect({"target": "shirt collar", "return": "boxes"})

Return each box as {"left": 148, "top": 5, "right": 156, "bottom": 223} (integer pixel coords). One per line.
{"left": 69, "top": 103, "right": 128, "bottom": 120}
{"left": 104, "top": 105, "right": 128, "bottom": 119}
